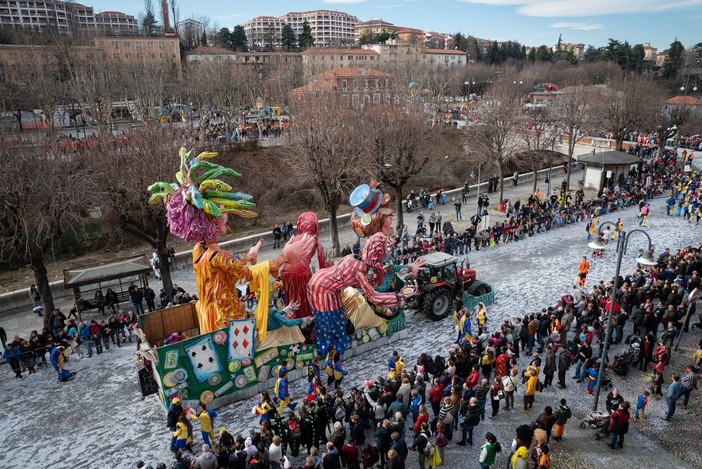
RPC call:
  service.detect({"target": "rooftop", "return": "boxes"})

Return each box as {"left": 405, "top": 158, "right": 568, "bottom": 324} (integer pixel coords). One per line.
{"left": 302, "top": 48, "right": 378, "bottom": 55}
{"left": 579, "top": 151, "right": 641, "bottom": 166}
{"left": 665, "top": 95, "right": 702, "bottom": 106}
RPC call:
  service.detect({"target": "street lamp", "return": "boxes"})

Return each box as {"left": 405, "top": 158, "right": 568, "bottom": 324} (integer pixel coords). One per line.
{"left": 587, "top": 223, "right": 657, "bottom": 411}
{"left": 470, "top": 163, "right": 481, "bottom": 212}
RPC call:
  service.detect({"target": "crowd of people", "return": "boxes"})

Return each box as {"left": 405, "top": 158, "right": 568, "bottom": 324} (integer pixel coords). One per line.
{"left": 135, "top": 154, "right": 702, "bottom": 469}
{"left": 1, "top": 282, "right": 197, "bottom": 381}
{"left": 148, "top": 229, "right": 702, "bottom": 469}
{"left": 382, "top": 149, "right": 696, "bottom": 264}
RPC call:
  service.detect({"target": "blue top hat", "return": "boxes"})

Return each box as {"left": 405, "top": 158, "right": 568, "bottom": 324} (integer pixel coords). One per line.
{"left": 350, "top": 184, "right": 383, "bottom": 218}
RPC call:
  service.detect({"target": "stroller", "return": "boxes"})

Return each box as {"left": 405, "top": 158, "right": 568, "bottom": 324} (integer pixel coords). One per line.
{"left": 611, "top": 336, "right": 642, "bottom": 377}
{"left": 580, "top": 411, "right": 609, "bottom": 430}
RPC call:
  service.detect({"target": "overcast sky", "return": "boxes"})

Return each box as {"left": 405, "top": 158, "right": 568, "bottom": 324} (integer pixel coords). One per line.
{"left": 92, "top": 0, "right": 702, "bottom": 50}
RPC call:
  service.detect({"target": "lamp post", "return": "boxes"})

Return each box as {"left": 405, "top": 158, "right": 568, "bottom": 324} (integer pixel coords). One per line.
{"left": 470, "top": 163, "right": 482, "bottom": 212}
{"left": 587, "top": 224, "right": 657, "bottom": 411}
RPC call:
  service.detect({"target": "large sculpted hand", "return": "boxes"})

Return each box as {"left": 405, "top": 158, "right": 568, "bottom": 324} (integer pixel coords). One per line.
{"left": 282, "top": 233, "right": 316, "bottom": 265}
{"left": 408, "top": 259, "right": 426, "bottom": 276}
{"left": 247, "top": 239, "right": 264, "bottom": 264}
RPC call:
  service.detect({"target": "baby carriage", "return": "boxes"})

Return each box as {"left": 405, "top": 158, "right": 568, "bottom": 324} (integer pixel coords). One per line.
{"left": 611, "top": 336, "right": 641, "bottom": 376}
{"left": 579, "top": 411, "right": 609, "bottom": 430}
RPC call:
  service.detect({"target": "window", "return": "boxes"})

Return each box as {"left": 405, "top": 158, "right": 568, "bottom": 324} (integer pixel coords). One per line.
{"left": 364, "top": 79, "right": 369, "bottom": 90}
{"left": 342, "top": 79, "right": 348, "bottom": 92}
{"left": 373, "top": 93, "right": 381, "bottom": 104}
{"left": 111, "top": 40, "right": 118, "bottom": 49}
{"left": 375, "top": 79, "right": 380, "bottom": 90}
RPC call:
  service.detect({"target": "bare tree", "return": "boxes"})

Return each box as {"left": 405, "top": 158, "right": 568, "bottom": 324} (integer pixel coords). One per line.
{"left": 519, "top": 103, "right": 559, "bottom": 192}
{"left": 465, "top": 80, "right": 523, "bottom": 202}
{"left": 595, "top": 74, "right": 661, "bottom": 151}
{"left": 0, "top": 137, "right": 94, "bottom": 327}
{"left": 557, "top": 83, "right": 595, "bottom": 190}
{"left": 368, "top": 101, "right": 436, "bottom": 229}
{"left": 92, "top": 127, "right": 181, "bottom": 294}
{"left": 287, "top": 93, "right": 373, "bottom": 256}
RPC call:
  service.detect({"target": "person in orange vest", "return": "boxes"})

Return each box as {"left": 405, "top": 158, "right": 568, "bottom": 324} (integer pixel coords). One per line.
{"left": 577, "top": 256, "right": 590, "bottom": 288}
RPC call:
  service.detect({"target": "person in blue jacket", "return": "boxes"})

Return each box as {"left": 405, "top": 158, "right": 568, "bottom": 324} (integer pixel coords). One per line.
{"left": 3, "top": 342, "right": 22, "bottom": 378}
{"left": 275, "top": 366, "right": 297, "bottom": 416}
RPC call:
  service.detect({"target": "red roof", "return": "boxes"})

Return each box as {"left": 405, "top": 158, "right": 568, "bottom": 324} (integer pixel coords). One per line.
{"left": 302, "top": 48, "right": 378, "bottom": 55}
{"left": 319, "top": 67, "right": 392, "bottom": 78}
{"left": 421, "top": 48, "right": 466, "bottom": 55}
{"left": 665, "top": 96, "right": 702, "bottom": 106}
{"left": 187, "top": 46, "right": 235, "bottom": 55}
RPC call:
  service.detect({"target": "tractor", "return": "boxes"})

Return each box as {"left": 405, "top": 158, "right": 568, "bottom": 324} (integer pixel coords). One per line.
{"left": 398, "top": 252, "right": 492, "bottom": 321}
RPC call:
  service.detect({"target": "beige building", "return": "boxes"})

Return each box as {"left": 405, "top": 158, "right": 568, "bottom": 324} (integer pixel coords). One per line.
{"left": 420, "top": 48, "right": 467, "bottom": 68}
{"left": 241, "top": 10, "right": 359, "bottom": 49}
{"left": 0, "top": 0, "right": 137, "bottom": 35}
{"left": 551, "top": 42, "right": 585, "bottom": 60}
{"left": 94, "top": 36, "right": 181, "bottom": 78}
{"left": 643, "top": 43, "right": 657, "bottom": 61}
{"left": 354, "top": 19, "right": 395, "bottom": 43}
{"left": 301, "top": 47, "right": 378, "bottom": 78}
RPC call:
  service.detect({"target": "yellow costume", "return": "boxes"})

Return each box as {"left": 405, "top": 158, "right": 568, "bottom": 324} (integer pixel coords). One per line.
{"left": 193, "top": 242, "right": 254, "bottom": 334}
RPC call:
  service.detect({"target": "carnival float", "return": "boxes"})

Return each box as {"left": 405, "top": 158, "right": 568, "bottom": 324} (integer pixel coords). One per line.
{"left": 135, "top": 148, "right": 492, "bottom": 410}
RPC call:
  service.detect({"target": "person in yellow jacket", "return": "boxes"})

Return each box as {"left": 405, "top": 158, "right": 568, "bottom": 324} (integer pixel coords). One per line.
{"left": 189, "top": 404, "right": 217, "bottom": 447}
{"left": 172, "top": 414, "right": 189, "bottom": 451}
{"left": 510, "top": 424, "right": 533, "bottom": 469}
{"left": 477, "top": 303, "right": 487, "bottom": 335}
{"left": 522, "top": 369, "right": 538, "bottom": 412}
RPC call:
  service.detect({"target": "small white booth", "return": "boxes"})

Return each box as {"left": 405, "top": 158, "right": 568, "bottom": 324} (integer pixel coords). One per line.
{"left": 579, "top": 151, "right": 641, "bottom": 193}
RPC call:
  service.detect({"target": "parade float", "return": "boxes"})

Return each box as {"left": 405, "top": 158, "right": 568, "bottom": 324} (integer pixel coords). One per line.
{"left": 135, "top": 150, "right": 419, "bottom": 410}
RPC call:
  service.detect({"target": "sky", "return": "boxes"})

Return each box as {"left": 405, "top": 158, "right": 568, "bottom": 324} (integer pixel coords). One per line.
{"left": 90, "top": 0, "right": 702, "bottom": 50}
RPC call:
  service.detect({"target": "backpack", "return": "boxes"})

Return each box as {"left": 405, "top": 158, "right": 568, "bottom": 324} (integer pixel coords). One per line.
{"left": 493, "top": 441, "right": 502, "bottom": 453}
{"left": 424, "top": 439, "right": 435, "bottom": 456}
{"left": 334, "top": 405, "right": 346, "bottom": 421}
{"left": 536, "top": 380, "right": 544, "bottom": 392}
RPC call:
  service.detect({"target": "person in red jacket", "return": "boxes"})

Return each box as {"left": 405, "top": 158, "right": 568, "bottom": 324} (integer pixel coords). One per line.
{"left": 467, "top": 364, "right": 480, "bottom": 389}
{"left": 341, "top": 436, "right": 361, "bottom": 469}
{"left": 608, "top": 401, "right": 630, "bottom": 449}
{"left": 89, "top": 320, "right": 103, "bottom": 355}
{"left": 428, "top": 377, "right": 445, "bottom": 417}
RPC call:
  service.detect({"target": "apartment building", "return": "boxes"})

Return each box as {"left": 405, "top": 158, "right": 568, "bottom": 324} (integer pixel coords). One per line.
{"left": 551, "top": 42, "right": 585, "bottom": 60}
{"left": 0, "top": 0, "right": 137, "bottom": 35}
{"left": 94, "top": 36, "right": 181, "bottom": 78}
{"left": 362, "top": 42, "right": 466, "bottom": 69}
{"left": 241, "top": 9, "right": 359, "bottom": 49}
{"left": 301, "top": 47, "right": 378, "bottom": 78}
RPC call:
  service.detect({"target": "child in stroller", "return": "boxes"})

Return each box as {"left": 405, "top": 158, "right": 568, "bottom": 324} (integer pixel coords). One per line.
{"left": 610, "top": 336, "right": 641, "bottom": 376}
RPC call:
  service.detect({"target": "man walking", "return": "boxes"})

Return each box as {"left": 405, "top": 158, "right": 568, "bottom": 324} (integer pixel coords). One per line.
{"left": 454, "top": 199, "right": 463, "bottom": 221}
{"left": 663, "top": 374, "right": 684, "bottom": 421}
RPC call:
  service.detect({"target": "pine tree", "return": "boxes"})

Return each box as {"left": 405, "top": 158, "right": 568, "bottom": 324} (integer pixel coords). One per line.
{"left": 663, "top": 40, "right": 685, "bottom": 79}
{"left": 298, "top": 20, "right": 314, "bottom": 50}
{"left": 231, "top": 25, "right": 248, "bottom": 52}
{"left": 281, "top": 23, "right": 297, "bottom": 51}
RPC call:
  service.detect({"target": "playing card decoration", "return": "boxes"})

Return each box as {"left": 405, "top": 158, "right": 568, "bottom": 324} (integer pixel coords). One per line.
{"left": 228, "top": 319, "right": 256, "bottom": 362}
{"left": 184, "top": 336, "right": 224, "bottom": 383}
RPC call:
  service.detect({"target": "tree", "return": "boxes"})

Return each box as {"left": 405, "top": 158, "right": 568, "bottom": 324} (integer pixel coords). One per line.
{"left": 93, "top": 127, "right": 180, "bottom": 296}
{"left": 281, "top": 24, "right": 297, "bottom": 51}
{"left": 595, "top": 74, "right": 661, "bottom": 151}
{"left": 663, "top": 40, "right": 685, "bottom": 79}
{"left": 141, "top": 0, "right": 159, "bottom": 36}
{"left": 557, "top": 83, "right": 594, "bottom": 190}
{"left": 288, "top": 93, "right": 372, "bottom": 256}
{"left": 0, "top": 137, "right": 94, "bottom": 328}
{"left": 231, "top": 25, "right": 248, "bottom": 51}
{"left": 582, "top": 45, "right": 600, "bottom": 62}
{"left": 262, "top": 27, "right": 276, "bottom": 52}
{"left": 298, "top": 20, "right": 314, "bottom": 50}
{"left": 535, "top": 45, "right": 552, "bottom": 62}
{"left": 465, "top": 80, "right": 523, "bottom": 202}
{"left": 368, "top": 102, "right": 435, "bottom": 230}
{"left": 519, "top": 104, "right": 559, "bottom": 192}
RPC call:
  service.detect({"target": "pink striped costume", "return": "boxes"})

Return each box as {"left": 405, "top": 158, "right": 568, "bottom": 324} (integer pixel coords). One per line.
{"left": 307, "top": 233, "right": 398, "bottom": 355}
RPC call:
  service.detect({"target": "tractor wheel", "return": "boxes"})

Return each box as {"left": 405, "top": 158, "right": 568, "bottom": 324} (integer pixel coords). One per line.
{"left": 467, "top": 281, "right": 490, "bottom": 298}
{"left": 422, "top": 288, "right": 454, "bottom": 321}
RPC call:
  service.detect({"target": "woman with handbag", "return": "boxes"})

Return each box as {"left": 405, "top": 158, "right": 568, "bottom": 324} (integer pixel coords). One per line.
{"left": 490, "top": 378, "right": 504, "bottom": 417}
{"left": 502, "top": 368, "right": 518, "bottom": 411}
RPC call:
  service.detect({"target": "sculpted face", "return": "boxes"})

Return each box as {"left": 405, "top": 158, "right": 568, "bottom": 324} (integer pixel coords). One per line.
{"left": 381, "top": 214, "right": 395, "bottom": 237}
